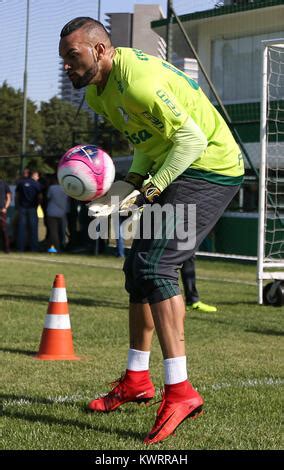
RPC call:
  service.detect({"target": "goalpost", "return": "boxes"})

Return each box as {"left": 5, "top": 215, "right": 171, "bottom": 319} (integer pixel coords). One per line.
{"left": 258, "top": 39, "right": 284, "bottom": 306}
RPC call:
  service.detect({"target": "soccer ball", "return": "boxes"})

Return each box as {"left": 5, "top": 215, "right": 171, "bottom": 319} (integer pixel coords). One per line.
{"left": 57, "top": 144, "right": 115, "bottom": 202}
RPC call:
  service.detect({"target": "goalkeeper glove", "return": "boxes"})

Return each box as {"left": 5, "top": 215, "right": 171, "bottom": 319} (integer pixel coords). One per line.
{"left": 119, "top": 182, "right": 161, "bottom": 214}
{"left": 87, "top": 180, "right": 137, "bottom": 217}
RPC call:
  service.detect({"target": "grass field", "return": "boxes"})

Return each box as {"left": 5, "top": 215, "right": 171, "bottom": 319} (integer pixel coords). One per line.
{"left": 0, "top": 253, "right": 283, "bottom": 451}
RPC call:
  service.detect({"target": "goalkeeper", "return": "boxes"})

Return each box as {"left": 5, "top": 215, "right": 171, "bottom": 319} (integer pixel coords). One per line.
{"left": 59, "top": 17, "right": 244, "bottom": 445}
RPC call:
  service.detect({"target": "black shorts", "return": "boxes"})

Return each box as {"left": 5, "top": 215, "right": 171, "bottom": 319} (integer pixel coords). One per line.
{"left": 123, "top": 177, "right": 240, "bottom": 304}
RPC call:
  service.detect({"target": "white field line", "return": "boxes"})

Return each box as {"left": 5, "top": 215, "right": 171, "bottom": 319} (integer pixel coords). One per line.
{"left": 2, "top": 378, "right": 283, "bottom": 409}
{"left": 0, "top": 255, "right": 256, "bottom": 286}
{"left": 2, "top": 394, "right": 84, "bottom": 409}
{"left": 0, "top": 254, "right": 122, "bottom": 271}
{"left": 200, "top": 377, "right": 284, "bottom": 392}
{"left": 198, "top": 275, "right": 256, "bottom": 286}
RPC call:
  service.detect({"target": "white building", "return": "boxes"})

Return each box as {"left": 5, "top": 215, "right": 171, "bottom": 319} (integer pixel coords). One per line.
{"left": 152, "top": 0, "right": 284, "bottom": 169}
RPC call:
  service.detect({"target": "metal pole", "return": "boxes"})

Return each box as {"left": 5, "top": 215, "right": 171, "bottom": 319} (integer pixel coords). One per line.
{"left": 94, "top": 0, "right": 101, "bottom": 256}
{"left": 98, "top": 0, "right": 101, "bottom": 22}
{"left": 94, "top": 0, "right": 101, "bottom": 146}
{"left": 21, "top": 0, "right": 30, "bottom": 173}
{"left": 166, "top": 0, "right": 173, "bottom": 63}
{"left": 257, "top": 43, "right": 268, "bottom": 305}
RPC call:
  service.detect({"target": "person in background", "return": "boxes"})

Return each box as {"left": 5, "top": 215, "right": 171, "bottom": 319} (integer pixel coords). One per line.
{"left": 116, "top": 215, "right": 125, "bottom": 257}
{"left": 39, "top": 172, "right": 53, "bottom": 246}
{"left": 114, "top": 174, "right": 126, "bottom": 258}
{"left": 181, "top": 255, "right": 217, "bottom": 313}
{"left": 16, "top": 168, "right": 42, "bottom": 252}
{"left": 0, "top": 175, "right": 11, "bottom": 253}
{"left": 46, "top": 174, "right": 69, "bottom": 253}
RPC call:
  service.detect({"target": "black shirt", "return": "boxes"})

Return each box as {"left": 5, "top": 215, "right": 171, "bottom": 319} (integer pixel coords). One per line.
{"left": 16, "top": 177, "right": 41, "bottom": 208}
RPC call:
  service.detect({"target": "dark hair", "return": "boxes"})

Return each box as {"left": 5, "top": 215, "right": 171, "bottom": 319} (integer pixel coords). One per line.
{"left": 60, "top": 17, "right": 110, "bottom": 42}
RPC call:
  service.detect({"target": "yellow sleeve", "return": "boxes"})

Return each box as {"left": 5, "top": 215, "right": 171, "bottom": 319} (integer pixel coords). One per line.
{"left": 151, "top": 117, "right": 207, "bottom": 191}
{"left": 124, "top": 79, "right": 188, "bottom": 140}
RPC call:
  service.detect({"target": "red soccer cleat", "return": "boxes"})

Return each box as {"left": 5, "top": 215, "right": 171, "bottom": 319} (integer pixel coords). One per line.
{"left": 144, "top": 381, "right": 204, "bottom": 444}
{"left": 87, "top": 370, "right": 155, "bottom": 412}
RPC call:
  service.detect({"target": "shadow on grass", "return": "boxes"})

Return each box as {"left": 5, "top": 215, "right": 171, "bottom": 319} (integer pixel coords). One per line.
{"left": 0, "top": 293, "right": 126, "bottom": 309}
{"left": 189, "top": 316, "right": 232, "bottom": 326}
{"left": 244, "top": 328, "right": 284, "bottom": 336}
{"left": 1, "top": 406, "right": 144, "bottom": 442}
{"left": 217, "top": 301, "right": 258, "bottom": 306}
{"left": 190, "top": 316, "right": 284, "bottom": 336}
{"left": 0, "top": 347, "right": 36, "bottom": 356}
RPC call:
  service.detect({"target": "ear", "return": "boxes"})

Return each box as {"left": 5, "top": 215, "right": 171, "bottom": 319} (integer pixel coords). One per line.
{"left": 96, "top": 42, "right": 106, "bottom": 59}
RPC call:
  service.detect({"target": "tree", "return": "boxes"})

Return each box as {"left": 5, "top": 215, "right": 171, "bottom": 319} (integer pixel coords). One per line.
{"left": 0, "top": 82, "right": 43, "bottom": 179}
{"left": 0, "top": 83, "right": 132, "bottom": 181}
{"left": 39, "top": 97, "right": 94, "bottom": 169}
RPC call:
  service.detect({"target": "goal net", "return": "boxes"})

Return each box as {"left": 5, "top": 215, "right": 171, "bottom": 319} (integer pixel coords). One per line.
{"left": 257, "top": 39, "right": 284, "bottom": 304}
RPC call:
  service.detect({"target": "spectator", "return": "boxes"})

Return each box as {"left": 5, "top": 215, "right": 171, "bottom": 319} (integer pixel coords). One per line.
{"left": 116, "top": 215, "right": 125, "bottom": 257}
{"left": 181, "top": 255, "right": 217, "bottom": 312}
{"left": 114, "top": 174, "right": 127, "bottom": 258}
{"left": 46, "top": 174, "right": 69, "bottom": 252}
{"left": 38, "top": 173, "right": 52, "bottom": 245}
{"left": 0, "top": 176, "right": 11, "bottom": 253}
{"left": 16, "top": 168, "right": 42, "bottom": 252}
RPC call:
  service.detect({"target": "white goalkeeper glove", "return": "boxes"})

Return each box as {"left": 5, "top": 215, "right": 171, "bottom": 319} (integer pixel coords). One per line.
{"left": 87, "top": 180, "right": 139, "bottom": 217}
{"left": 119, "top": 182, "right": 161, "bottom": 215}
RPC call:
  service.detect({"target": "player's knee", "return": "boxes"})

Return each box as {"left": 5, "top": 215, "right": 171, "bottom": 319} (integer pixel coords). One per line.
{"left": 138, "top": 275, "right": 179, "bottom": 303}
{"left": 133, "top": 257, "right": 179, "bottom": 302}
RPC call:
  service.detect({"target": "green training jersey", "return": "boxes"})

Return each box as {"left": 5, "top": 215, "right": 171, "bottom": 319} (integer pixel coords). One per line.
{"left": 86, "top": 48, "right": 244, "bottom": 186}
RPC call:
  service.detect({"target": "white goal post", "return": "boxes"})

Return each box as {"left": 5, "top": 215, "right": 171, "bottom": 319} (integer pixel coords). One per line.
{"left": 257, "top": 39, "right": 284, "bottom": 304}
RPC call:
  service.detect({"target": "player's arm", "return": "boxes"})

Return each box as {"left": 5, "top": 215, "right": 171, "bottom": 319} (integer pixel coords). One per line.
{"left": 150, "top": 116, "right": 207, "bottom": 191}
{"left": 120, "top": 81, "right": 207, "bottom": 209}
{"left": 123, "top": 147, "right": 153, "bottom": 190}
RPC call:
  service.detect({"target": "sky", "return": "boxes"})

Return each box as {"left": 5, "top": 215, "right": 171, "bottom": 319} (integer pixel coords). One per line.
{"left": 0, "top": 0, "right": 216, "bottom": 104}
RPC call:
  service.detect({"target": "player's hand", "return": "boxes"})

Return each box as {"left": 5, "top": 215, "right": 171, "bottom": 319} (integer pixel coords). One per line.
{"left": 119, "top": 182, "right": 161, "bottom": 214}
{"left": 87, "top": 180, "right": 135, "bottom": 217}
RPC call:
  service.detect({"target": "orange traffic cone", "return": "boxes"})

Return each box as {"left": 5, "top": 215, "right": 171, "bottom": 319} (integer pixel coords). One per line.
{"left": 36, "top": 274, "right": 80, "bottom": 360}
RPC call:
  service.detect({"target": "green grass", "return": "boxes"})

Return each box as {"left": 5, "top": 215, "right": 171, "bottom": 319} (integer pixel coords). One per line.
{"left": 0, "top": 253, "right": 283, "bottom": 450}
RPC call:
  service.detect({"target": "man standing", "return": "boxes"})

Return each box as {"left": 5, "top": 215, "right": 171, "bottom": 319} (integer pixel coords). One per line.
{"left": 0, "top": 176, "right": 11, "bottom": 253}
{"left": 181, "top": 256, "right": 217, "bottom": 313}
{"left": 15, "top": 169, "right": 42, "bottom": 252}
{"left": 59, "top": 17, "right": 244, "bottom": 444}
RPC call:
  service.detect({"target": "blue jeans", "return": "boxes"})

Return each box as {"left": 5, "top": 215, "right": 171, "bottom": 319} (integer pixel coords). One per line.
{"left": 17, "top": 207, "right": 38, "bottom": 252}
{"left": 116, "top": 216, "right": 125, "bottom": 257}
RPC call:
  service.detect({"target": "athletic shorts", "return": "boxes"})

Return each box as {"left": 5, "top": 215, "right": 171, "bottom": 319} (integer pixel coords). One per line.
{"left": 123, "top": 177, "right": 240, "bottom": 304}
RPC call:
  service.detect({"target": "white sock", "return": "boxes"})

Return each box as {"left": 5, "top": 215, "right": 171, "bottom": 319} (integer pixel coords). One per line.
{"left": 164, "top": 356, "right": 187, "bottom": 384}
{"left": 127, "top": 348, "right": 150, "bottom": 371}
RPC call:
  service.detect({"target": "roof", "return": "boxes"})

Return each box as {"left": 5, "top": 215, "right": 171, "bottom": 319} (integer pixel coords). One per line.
{"left": 151, "top": 0, "right": 283, "bottom": 29}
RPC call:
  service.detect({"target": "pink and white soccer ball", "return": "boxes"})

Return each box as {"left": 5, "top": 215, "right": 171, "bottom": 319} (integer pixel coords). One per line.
{"left": 57, "top": 144, "right": 115, "bottom": 202}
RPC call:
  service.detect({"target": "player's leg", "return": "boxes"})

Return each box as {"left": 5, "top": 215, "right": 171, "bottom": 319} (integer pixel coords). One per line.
{"left": 150, "top": 295, "right": 185, "bottom": 358}
{"left": 129, "top": 301, "right": 155, "bottom": 351}
{"left": 134, "top": 178, "right": 239, "bottom": 444}
{"left": 87, "top": 240, "right": 155, "bottom": 412}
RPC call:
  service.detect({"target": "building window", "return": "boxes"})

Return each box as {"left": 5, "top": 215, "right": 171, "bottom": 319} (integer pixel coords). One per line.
{"left": 212, "top": 31, "right": 283, "bottom": 103}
